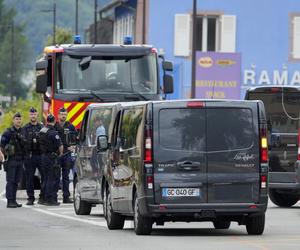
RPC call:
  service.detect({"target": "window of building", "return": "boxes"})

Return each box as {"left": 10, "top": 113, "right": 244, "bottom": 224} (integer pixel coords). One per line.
{"left": 290, "top": 14, "right": 300, "bottom": 60}
{"left": 174, "top": 14, "right": 236, "bottom": 56}
{"left": 195, "top": 16, "right": 219, "bottom": 52}
{"left": 113, "top": 15, "right": 135, "bottom": 44}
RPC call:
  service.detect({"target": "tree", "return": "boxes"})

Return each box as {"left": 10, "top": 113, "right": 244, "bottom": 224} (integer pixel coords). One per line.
{"left": 45, "top": 26, "right": 73, "bottom": 46}
{"left": 0, "top": 90, "right": 42, "bottom": 133}
{"left": 0, "top": 0, "right": 30, "bottom": 99}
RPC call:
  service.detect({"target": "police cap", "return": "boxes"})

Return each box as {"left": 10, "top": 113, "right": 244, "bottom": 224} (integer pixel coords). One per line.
{"left": 29, "top": 107, "right": 37, "bottom": 113}
{"left": 47, "top": 114, "right": 55, "bottom": 123}
{"left": 13, "top": 112, "right": 22, "bottom": 118}
{"left": 59, "top": 107, "right": 67, "bottom": 113}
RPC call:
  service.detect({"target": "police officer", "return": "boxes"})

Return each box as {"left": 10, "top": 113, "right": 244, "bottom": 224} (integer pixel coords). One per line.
{"left": 22, "top": 107, "right": 44, "bottom": 205}
{"left": 39, "top": 114, "right": 63, "bottom": 206}
{"left": 0, "top": 112, "right": 25, "bottom": 208}
{"left": 55, "top": 107, "right": 77, "bottom": 204}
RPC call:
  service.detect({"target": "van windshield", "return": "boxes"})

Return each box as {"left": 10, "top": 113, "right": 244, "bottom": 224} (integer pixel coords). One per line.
{"left": 248, "top": 92, "right": 300, "bottom": 133}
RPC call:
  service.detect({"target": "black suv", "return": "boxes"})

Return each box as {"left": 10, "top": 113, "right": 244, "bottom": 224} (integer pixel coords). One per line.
{"left": 97, "top": 99, "right": 268, "bottom": 235}
{"left": 245, "top": 86, "right": 300, "bottom": 207}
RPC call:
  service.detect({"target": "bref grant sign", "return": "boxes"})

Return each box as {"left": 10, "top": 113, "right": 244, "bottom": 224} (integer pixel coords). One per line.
{"left": 195, "top": 52, "right": 241, "bottom": 99}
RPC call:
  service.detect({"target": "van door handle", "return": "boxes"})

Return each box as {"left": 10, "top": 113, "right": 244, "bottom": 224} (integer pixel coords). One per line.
{"left": 177, "top": 161, "right": 201, "bottom": 170}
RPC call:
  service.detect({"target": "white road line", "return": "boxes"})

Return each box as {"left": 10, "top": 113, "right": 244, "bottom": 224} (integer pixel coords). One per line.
{"left": 0, "top": 198, "right": 133, "bottom": 229}
{"left": 46, "top": 207, "right": 75, "bottom": 211}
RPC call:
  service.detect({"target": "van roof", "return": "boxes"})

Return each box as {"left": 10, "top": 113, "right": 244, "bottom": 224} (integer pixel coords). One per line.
{"left": 246, "top": 85, "right": 300, "bottom": 93}
{"left": 87, "top": 99, "right": 261, "bottom": 110}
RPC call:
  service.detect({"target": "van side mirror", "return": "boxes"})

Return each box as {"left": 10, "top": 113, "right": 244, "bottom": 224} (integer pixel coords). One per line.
{"left": 163, "top": 74, "right": 174, "bottom": 94}
{"left": 66, "top": 131, "right": 78, "bottom": 146}
{"left": 97, "top": 135, "right": 109, "bottom": 151}
{"left": 36, "top": 74, "right": 48, "bottom": 93}
{"left": 162, "top": 61, "right": 173, "bottom": 71}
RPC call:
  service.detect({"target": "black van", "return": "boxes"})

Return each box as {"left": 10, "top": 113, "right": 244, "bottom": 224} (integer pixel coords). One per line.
{"left": 245, "top": 86, "right": 300, "bottom": 207}
{"left": 98, "top": 99, "right": 268, "bottom": 235}
{"left": 73, "top": 103, "right": 121, "bottom": 215}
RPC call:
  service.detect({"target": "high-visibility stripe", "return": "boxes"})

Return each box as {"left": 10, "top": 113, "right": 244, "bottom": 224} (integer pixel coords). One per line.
{"left": 64, "top": 103, "right": 71, "bottom": 110}
{"left": 64, "top": 103, "right": 77, "bottom": 114}
{"left": 70, "top": 103, "right": 88, "bottom": 125}
{"left": 73, "top": 110, "right": 86, "bottom": 127}
{"left": 67, "top": 103, "right": 85, "bottom": 121}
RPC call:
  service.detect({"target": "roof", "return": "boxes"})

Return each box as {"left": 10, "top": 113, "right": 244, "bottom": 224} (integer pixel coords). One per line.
{"left": 45, "top": 44, "right": 154, "bottom": 57}
{"left": 246, "top": 85, "right": 300, "bottom": 92}
{"left": 87, "top": 99, "right": 260, "bottom": 110}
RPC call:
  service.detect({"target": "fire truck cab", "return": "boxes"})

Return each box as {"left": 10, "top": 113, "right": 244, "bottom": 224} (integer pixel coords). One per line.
{"left": 36, "top": 43, "right": 173, "bottom": 128}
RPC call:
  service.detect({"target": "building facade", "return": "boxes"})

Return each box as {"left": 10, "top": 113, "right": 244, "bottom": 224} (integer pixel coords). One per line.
{"left": 95, "top": 0, "right": 300, "bottom": 99}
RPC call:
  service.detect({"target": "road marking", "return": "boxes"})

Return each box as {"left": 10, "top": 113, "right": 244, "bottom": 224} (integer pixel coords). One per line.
{"left": 0, "top": 197, "right": 133, "bottom": 229}
{"left": 46, "top": 207, "right": 74, "bottom": 211}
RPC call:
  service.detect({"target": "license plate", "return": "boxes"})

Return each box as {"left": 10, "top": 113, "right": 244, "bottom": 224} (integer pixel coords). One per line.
{"left": 162, "top": 188, "right": 200, "bottom": 197}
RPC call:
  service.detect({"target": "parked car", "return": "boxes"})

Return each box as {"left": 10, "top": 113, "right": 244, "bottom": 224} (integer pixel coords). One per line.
{"left": 245, "top": 86, "right": 300, "bottom": 207}
{"left": 97, "top": 99, "right": 268, "bottom": 235}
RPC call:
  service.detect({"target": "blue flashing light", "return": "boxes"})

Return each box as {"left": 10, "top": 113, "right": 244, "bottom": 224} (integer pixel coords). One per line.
{"left": 74, "top": 35, "right": 81, "bottom": 44}
{"left": 123, "top": 36, "right": 133, "bottom": 45}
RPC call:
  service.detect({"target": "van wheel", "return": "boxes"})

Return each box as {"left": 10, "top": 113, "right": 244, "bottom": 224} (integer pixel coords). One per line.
{"left": 105, "top": 188, "right": 125, "bottom": 230}
{"left": 269, "top": 189, "right": 299, "bottom": 207}
{"left": 133, "top": 193, "right": 153, "bottom": 235}
{"left": 73, "top": 180, "right": 92, "bottom": 215}
{"left": 213, "top": 220, "right": 231, "bottom": 229}
{"left": 246, "top": 214, "right": 265, "bottom": 235}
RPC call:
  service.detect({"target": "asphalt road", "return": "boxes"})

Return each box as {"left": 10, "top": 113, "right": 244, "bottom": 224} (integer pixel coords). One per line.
{"left": 0, "top": 169, "right": 300, "bottom": 250}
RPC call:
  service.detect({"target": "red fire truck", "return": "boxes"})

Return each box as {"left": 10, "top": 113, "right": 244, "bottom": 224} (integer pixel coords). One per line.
{"left": 35, "top": 41, "right": 173, "bottom": 128}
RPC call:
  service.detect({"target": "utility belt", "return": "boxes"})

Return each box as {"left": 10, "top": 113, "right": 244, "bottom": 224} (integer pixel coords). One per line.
{"left": 25, "top": 151, "right": 41, "bottom": 156}
{"left": 8, "top": 155, "right": 23, "bottom": 161}
{"left": 42, "top": 152, "right": 58, "bottom": 159}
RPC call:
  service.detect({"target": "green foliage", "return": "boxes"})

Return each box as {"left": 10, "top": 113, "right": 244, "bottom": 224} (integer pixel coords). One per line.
{"left": 0, "top": 0, "right": 30, "bottom": 98}
{"left": 5, "top": 0, "right": 94, "bottom": 58}
{"left": 0, "top": 93, "right": 42, "bottom": 133}
{"left": 45, "top": 26, "right": 73, "bottom": 46}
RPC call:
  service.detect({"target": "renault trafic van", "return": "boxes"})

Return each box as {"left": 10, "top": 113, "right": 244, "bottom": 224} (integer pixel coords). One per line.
{"left": 98, "top": 99, "right": 268, "bottom": 235}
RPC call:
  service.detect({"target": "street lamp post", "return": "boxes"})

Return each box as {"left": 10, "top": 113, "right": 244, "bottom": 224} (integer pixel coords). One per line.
{"left": 75, "top": 0, "right": 79, "bottom": 35}
{"left": 41, "top": 2, "right": 57, "bottom": 45}
{"left": 94, "top": 0, "right": 97, "bottom": 43}
{"left": 191, "top": 0, "right": 197, "bottom": 98}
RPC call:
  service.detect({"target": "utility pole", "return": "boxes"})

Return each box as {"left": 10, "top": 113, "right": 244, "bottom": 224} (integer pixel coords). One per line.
{"left": 191, "top": 0, "right": 197, "bottom": 98}
{"left": 10, "top": 19, "right": 15, "bottom": 103}
{"left": 41, "top": 2, "right": 56, "bottom": 45}
{"left": 75, "top": 0, "right": 79, "bottom": 35}
{"left": 94, "top": 0, "right": 97, "bottom": 43}
{"left": 53, "top": 2, "right": 56, "bottom": 44}
{"left": 142, "top": 0, "right": 146, "bottom": 44}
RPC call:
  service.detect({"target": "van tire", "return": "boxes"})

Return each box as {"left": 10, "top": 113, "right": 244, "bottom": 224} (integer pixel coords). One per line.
{"left": 73, "top": 179, "right": 92, "bottom": 215}
{"left": 246, "top": 214, "right": 265, "bottom": 235}
{"left": 269, "top": 189, "right": 299, "bottom": 207}
{"left": 105, "top": 188, "right": 125, "bottom": 230}
{"left": 213, "top": 220, "right": 231, "bottom": 229}
{"left": 133, "top": 193, "right": 152, "bottom": 235}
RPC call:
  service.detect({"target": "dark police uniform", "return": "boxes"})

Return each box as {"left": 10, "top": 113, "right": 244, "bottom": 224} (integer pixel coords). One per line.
{"left": 22, "top": 120, "right": 44, "bottom": 205}
{"left": 55, "top": 120, "right": 77, "bottom": 203}
{"left": 39, "top": 117, "right": 62, "bottom": 206}
{"left": 0, "top": 114, "right": 24, "bottom": 208}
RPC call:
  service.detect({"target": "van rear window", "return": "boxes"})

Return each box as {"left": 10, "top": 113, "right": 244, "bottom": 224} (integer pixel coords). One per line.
{"left": 248, "top": 92, "right": 300, "bottom": 133}
{"left": 159, "top": 109, "right": 206, "bottom": 151}
{"left": 207, "top": 108, "right": 254, "bottom": 151}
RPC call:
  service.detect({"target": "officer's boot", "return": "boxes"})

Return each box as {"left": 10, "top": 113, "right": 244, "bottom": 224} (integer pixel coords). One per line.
{"left": 14, "top": 201, "right": 22, "bottom": 207}
{"left": 7, "top": 200, "right": 17, "bottom": 208}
